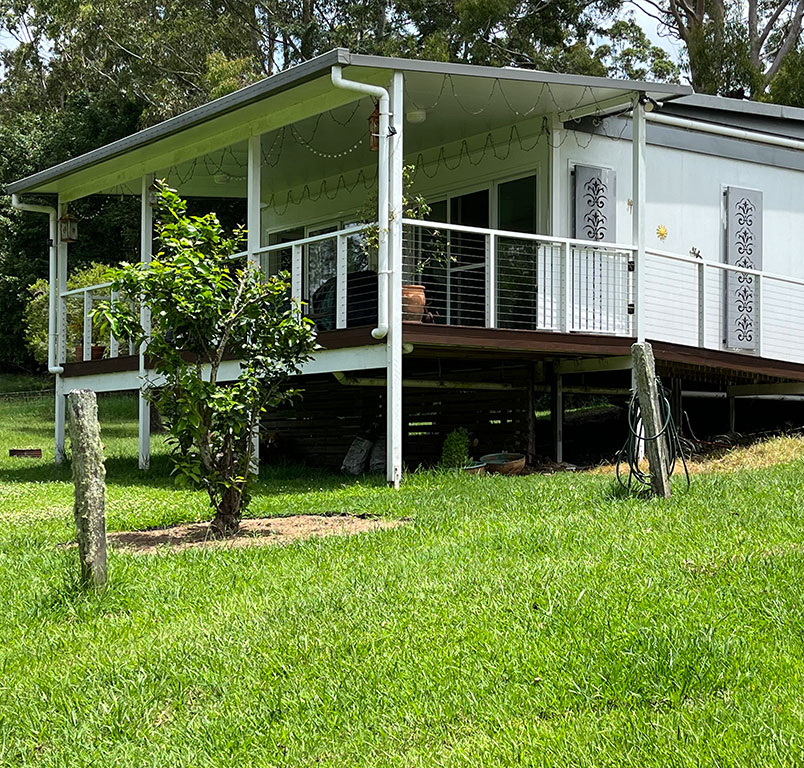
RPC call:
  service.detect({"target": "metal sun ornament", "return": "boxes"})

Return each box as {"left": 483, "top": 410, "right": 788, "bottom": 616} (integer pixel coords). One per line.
{"left": 656, "top": 224, "right": 668, "bottom": 241}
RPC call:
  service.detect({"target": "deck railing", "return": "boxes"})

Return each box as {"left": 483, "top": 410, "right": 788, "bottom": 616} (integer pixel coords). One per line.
{"left": 253, "top": 224, "right": 376, "bottom": 331}
{"left": 401, "top": 220, "right": 635, "bottom": 335}
{"left": 643, "top": 247, "right": 804, "bottom": 363}
{"left": 62, "top": 221, "right": 804, "bottom": 366}
{"left": 61, "top": 282, "right": 135, "bottom": 362}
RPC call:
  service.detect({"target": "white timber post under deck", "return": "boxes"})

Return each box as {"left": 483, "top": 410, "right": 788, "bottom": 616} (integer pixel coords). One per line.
{"left": 54, "top": 196, "right": 68, "bottom": 464}
{"left": 387, "top": 70, "right": 404, "bottom": 488}
{"left": 247, "top": 134, "right": 261, "bottom": 473}
{"left": 138, "top": 175, "right": 153, "bottom": 470}
{"left": 632, "top": 96, "right": 647, "bottom": 342}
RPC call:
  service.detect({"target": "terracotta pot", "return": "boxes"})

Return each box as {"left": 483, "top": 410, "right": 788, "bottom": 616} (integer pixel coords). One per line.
{"left": 402, "top": 284, "right": 426, "bottom": 322}
{"left": 73, "top": 344, "right": 106, "bottom": 362}
{"left": 479, "top": 453, "right": 526, "bottom": 475}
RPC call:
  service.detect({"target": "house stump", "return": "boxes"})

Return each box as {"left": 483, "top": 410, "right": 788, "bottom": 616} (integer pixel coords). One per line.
{"left": 67, "top": 389, "right": 108, "bottom": 587}
{"left": 631, "top": 342, "right": 672, "bottom": 498}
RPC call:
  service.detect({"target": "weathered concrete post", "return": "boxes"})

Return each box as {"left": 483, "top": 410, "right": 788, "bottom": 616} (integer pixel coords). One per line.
{"left": 67, "top": 389, "right": 108, "bottom": 588}
{"left": 631, "top": 342, "right": 672, "bottom": 498}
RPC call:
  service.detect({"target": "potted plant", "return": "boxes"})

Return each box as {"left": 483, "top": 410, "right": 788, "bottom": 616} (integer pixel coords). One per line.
{"left": 360, "top": 165, "right": 450, "bottom": 322}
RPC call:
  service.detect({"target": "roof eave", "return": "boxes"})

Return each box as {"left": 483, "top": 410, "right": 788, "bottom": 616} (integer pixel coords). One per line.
{"left": 6, "top": 48, "right": 351, "bottom": 196}
{"left": 7, "top": 50, "right": 693, "bottom": 197}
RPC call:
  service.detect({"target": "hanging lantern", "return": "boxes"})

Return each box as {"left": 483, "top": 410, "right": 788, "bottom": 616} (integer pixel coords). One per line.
{"left": 147, "top": 181, "right": 160, "bottom": 206}
{"left": 368, "top": 101, "right": 380, "bottom": 152}
{"left": 58, "top": 209, "right": 78, "bottom": 243}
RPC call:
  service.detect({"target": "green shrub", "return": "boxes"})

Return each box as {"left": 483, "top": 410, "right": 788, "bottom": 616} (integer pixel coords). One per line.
{"left": 24, "top": 262, "right": 111, "bottom": 367}
{"left": 440, "top": 427, "right": 471, "bottom": 468}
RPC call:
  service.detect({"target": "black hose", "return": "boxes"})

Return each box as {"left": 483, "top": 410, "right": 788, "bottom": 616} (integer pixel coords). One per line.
{"left": 616, "top": 377, "right": 690, "bottom": 492}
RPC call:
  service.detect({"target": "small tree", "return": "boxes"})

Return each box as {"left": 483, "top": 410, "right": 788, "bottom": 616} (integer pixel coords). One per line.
{"left": 93, "top": 181, "right": 316, "bottom": 536}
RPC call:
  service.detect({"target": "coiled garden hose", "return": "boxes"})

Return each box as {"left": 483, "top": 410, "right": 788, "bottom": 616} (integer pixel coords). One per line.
{"left": 616, "top": 377, "right": 690, "bottom": 492}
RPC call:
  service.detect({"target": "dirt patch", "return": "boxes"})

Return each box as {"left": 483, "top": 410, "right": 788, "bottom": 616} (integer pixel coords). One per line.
{"left": 107, "top": 515, "right": 403, "bottom": 555}
{"left": 589, "top": 434, "right": 804, "bottom": 477}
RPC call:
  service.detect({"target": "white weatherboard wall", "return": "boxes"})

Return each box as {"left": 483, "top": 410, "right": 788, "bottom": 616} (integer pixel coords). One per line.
{"left": 560, "top": 127, "right": 804, "bottom": 356}
{"left": 561, "top": 128, "right": 804, "bottom": 277}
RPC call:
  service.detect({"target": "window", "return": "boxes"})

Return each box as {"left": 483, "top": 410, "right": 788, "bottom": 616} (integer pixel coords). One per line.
{"left": 498, "top": 175, "right": 538, "bottom": 234}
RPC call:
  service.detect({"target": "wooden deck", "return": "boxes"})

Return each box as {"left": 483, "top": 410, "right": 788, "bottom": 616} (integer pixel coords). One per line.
{"left": 61, "top": 323, "right": 804, "bottom": 385}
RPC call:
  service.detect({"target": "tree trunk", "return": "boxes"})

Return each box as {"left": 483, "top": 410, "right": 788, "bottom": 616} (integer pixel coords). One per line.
{"left": 301, "top": 0, "right": 314, "bottom": 60}
{"left": 66, "top": 389, "right": 108, "bottom": 588}
{"left": 209, "top": 485, "right": 243, "bottom": 537}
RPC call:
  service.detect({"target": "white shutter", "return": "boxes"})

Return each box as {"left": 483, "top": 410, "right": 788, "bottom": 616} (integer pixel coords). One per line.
{"left": 724, "top": 187, "right": 762, "bottom": 351}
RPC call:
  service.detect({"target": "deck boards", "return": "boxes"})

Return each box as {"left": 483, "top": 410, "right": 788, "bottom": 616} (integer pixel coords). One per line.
{"left": 60, "top": 323, "right": 804, "bottom": 383}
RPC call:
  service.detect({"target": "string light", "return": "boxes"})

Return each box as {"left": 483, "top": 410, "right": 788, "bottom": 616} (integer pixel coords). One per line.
{"left": 289, "top": 124, "right": 365, "bottom": 159}
{"left": 149, "top": 73, "right": 610, "bottom": 210}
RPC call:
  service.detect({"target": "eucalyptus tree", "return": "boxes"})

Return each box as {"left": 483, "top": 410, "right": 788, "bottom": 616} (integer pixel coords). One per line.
{"left": 631, "top": 0, "right": 804, "bottom": 96}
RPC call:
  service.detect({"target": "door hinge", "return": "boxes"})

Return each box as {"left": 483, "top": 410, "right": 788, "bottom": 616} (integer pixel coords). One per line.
{"left": 627, "top": 260, "right": 635, "bottom": 272}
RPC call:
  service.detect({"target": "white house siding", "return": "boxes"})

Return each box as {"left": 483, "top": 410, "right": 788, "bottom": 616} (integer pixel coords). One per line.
{"left": 562, "top": 127, "right": 804, "bottom": 353}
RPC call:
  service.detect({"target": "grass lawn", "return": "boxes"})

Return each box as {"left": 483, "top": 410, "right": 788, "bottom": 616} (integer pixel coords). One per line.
{"left": 2, "top": 387, "right": 804, "bottom": 766}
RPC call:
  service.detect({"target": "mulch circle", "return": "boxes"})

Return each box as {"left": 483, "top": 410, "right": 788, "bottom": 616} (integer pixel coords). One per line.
{"left": 105, "top": 515, "right": 404, "bottom": 555}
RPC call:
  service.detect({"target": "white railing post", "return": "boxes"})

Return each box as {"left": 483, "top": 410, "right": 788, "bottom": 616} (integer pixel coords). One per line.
{"left": 336, "top": 233, "right": 347, "bottom": 329}
{"left": 486, "top": 233, "right": 496, "bottom": 328}
{"left": 562, "top": 241, "right": 572, "bottom": 333}
{"left": 387, "top": 69, "right": 405, "bottom": 487}
{"left": 138, "top": 174, "right": 153, "bottom": 471}
{"left": 83, "top": 290, "right": 92, "bottom": 361}
{"left": 54, "top": 197, "right": 68, "bottom": 465}
{"left": 756, "top": 272, "right": 764, "bottom": 357}
{"left": 246, "top": 134, "right": 262, "bottom": 473}
{"left": 291, "top": 243, "right": 303, "bottom": 315}
{"left": 247, "top": 134, "right": 261, "bottom": 271}
{"left": 698, "top": 260, "right": 707, "bottom": 349}
{"left": 109, "top": 290, "right": 120, "bottom": 358}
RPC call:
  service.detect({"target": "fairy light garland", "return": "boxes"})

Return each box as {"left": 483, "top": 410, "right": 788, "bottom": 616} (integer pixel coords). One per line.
{"left": 111, "top": 74, "right": 614, "bottom": 210}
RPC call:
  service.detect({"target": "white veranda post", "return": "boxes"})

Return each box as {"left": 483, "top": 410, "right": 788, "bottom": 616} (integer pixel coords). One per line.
{"left": 247, "top": 134, "right": 262, "bottom": 473}
{"left": 138, "top": 175, "right": 154, "bottom": 470}
{"left": 632, "top": 96, "right": 647, "bottom": 342}
{"left": 55, "top": 196, "right": 68, "bottom": 464}
{"left": 387, "top": 71, "right": 404, "bottom": 488}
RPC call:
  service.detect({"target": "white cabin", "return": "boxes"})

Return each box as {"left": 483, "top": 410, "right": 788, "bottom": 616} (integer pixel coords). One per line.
{"left": 9, "top": 50, "right": 804, "bottom": 481}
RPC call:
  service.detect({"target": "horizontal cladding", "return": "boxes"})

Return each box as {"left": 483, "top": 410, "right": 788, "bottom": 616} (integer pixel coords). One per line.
{"left": 572, "top": 114, "right": 804, "bottom": 173}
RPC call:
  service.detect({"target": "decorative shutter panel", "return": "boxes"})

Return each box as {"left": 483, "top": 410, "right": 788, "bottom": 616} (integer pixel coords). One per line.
{"left": 725, "top": 186, "right": 763, "bottom": 350}
{"left": 573, "top": 165, "right": 616, "bottom": 243}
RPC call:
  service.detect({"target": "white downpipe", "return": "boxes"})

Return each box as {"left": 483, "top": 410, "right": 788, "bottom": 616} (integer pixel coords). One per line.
{"left": 11, "top": 194, "right": 63, "bottom": 374}
{"left": 647, "top": 111, "right": 804, "bottom": 151}
{"left": 331, "top": 64, "right": 390, "bottom": 339}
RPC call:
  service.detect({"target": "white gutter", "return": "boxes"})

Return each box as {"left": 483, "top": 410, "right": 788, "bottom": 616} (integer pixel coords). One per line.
{"left": 647, "top": 111, "right": 804, "bottom": 152}
{"left": 10, "top": 194, "right": 63, "bottom": 374}
{"left": 331, "top": 64, "right": 391, "bottom": 339}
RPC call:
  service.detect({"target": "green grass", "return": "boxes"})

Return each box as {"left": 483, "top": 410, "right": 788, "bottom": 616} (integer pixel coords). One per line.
{"left": 2, "top": 387, "right": 804, "bottom": 765}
